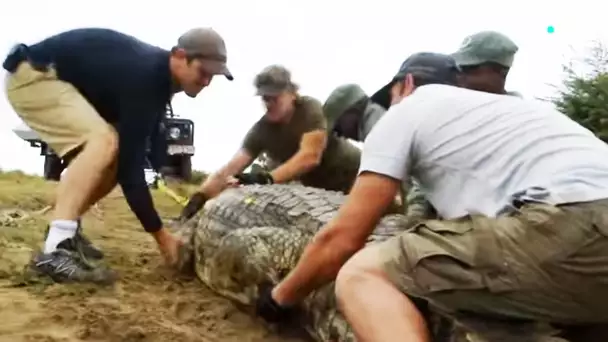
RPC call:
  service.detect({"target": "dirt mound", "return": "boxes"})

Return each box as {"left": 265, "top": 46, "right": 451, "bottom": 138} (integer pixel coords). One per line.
{"left": 0, "top": 171, "right": 307, "bottom": 342}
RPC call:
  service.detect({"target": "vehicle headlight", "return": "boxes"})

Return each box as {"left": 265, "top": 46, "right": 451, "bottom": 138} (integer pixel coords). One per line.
{"left": 168, "top": 127, "right": 181, "bottom": 140}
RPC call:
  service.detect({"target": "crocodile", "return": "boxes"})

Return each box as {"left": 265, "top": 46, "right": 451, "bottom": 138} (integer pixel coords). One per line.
{"left": 175, "top": 183, "right": 428, "bottom": 341}
{"left": 173, "top": 184, "right": 607, "bottom": 342}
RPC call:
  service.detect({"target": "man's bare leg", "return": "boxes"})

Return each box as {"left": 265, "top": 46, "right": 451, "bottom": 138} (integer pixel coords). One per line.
{"left": 45, "top": 131, "right": 117, "bottom": 254}
{"left": 54, "top": 132, "right": 117, "bottom": 220}
{"left": 335, "top": 245, "right": 430, "bottom": 342}
{"left": 62, "top": 163, "right": 118, "bottom": 260}
{"left": 79, "top": 160, "right": 117, "bottom": 216}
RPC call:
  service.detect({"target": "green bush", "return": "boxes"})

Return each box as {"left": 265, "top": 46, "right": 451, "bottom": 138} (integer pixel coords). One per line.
{"left": 550, "top": 41, "right": 608, "bottom": 140}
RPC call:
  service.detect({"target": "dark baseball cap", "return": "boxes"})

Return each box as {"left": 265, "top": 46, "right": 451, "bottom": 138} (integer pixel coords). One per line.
{"left": 370, "top": 52, "right": 460, "bottom": 109}
{"left": 177, "top": 27, "right": 233, "bottom": 81}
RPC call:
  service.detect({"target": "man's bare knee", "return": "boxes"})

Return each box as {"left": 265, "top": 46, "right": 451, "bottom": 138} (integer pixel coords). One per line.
{"left": 335, "top": 246, "right": 387, "bottom": 304}
{"left": 83, "top": 127, "right": 118, "bottom": 164}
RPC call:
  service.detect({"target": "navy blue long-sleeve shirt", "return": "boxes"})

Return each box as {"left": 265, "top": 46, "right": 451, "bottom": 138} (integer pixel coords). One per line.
{"left": 24, "top": 28, "right": 172, "bottom": 232}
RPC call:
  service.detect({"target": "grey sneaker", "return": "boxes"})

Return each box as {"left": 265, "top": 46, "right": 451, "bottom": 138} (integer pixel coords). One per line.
{"left": 74, "top": 225, "right": 105, "bottom": 260}
{"left": 44, "top": 224, "right": 104, "bottom": 260}
{"left": 30, "top": 245, "right": 116, "bottom": 285}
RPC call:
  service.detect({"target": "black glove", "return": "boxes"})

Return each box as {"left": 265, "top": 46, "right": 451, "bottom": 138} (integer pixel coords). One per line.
{"left": 235, "top": 171, "right": 274, "bottom": 185}
{"left": 255, "top": 282, "right": 295, "bottom": 323}
{"left": 179, "top": 192, "right": 208, "bottom": 221}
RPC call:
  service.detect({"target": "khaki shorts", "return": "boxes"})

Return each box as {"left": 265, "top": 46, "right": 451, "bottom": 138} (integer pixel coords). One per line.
{"left": 377, "top": 199, "right": 608, "bottom": 339}
{"left": 5, "top": 62, "right": 112, "bottom": 158}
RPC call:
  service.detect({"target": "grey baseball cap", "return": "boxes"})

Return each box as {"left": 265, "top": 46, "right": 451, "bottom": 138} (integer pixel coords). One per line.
{"left": 254, "top": 64, "right": 296, "bottom": 96}
{"left": 451, "top": 31, "right": 518, "bottom": 68}
{"left": 323, "top": 84, "right": 368, "bottom": 131}
{"left": 177, "top": 27, "right": 233, "bottom": 80}
{"left": 370, "top": 52, "right": 460, "bottom": 109}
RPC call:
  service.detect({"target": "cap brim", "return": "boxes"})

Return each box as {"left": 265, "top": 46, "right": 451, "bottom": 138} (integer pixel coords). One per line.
{"left": 203, "top": 60, "right": 234, "bottom": 81}
{"left": 255, "top": 86, "right": 283, "bottom": 96}
{"left": 369, "top": 81, "right": 394, "bottom": 110}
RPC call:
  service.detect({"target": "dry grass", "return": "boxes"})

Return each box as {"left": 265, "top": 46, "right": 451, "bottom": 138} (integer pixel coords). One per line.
{"left": 0, "top": 171, "right": 303, "bottom": 342}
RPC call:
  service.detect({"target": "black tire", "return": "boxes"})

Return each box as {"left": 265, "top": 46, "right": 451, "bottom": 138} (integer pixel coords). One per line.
{"left": 177, "top": 156, "right": 192, "bottom": 182}
{"left": 44, "top": 155, "right": 65, "bottom": 181}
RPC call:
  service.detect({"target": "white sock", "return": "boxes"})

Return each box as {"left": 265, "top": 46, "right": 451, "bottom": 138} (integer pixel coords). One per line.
{"left": 44, "top": 220, "right": 78, "bottom": 253}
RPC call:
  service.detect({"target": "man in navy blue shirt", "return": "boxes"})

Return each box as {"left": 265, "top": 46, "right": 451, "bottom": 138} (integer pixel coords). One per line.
{"left": 3, "top": 27, "right": 233, "bottom": 284}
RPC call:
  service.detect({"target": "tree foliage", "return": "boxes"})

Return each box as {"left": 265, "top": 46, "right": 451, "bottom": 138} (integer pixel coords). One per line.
{"left": 551, "top": 41, "right": 608, "bottom": 141}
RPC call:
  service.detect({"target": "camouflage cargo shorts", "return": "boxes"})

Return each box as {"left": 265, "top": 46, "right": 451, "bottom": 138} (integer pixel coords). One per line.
{"left": 377, "top": 199, "right": 608, "bottom": 341}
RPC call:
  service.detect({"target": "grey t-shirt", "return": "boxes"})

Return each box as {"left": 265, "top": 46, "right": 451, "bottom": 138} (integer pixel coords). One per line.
{"left": 360, "top": 84, "right": 608, "bottom": 218}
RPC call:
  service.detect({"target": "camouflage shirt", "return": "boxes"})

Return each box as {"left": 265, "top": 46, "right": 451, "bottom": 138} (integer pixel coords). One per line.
{"left": 242, "top": 96, "right": 361, "bottom": 194}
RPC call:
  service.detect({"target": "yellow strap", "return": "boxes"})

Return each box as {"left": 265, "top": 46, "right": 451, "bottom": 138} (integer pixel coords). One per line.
{"left": 156, "top": 179, "right": 189, "bottom": 207}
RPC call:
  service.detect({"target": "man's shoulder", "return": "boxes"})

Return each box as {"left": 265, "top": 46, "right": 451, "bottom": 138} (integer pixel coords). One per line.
{"left": 244, "top": 118, "right": 269, "bottom": 138}
{"left": 395, "top": 84, "right": 469, "bottom": 112}
{"left": 412, "top": 84, "right": 471, "bottom": 98}
{"left": 405, "top": 84, "right": 519, "bottom": 110}
{"left": 296, "top": 95, "right": 323, "bottom": 112}
{"left": 384, "top": 84, "right": 462, "bottom": 120}
{"left": 32, "top": 27, "right": 167, "bottom": 71}
{"left": 60, "top": 29, "right": 169, "bottom": 91}
{"left": 380, "top": 85, "right": 487, "bottom": 132}
{"left": 292, "top": 95, "right": 326, "bottom": 130}
{"left": 33, "top": 28, "right": 151, "bottom": 49}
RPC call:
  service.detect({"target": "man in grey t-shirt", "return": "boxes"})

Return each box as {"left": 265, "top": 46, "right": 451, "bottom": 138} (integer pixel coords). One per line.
{"left": 256, "top": 51, "right": 608, "bottom": 342}
{"left": 368, "top": 31, "right": 523, "bottom": 222}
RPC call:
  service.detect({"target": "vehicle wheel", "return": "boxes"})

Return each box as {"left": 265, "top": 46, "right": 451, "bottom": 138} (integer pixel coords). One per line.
{"left": 44, "top": 155, "right": 65, "bottom": 181}
{"left": 177, "top": 156, "right": 192, "bottom": 182}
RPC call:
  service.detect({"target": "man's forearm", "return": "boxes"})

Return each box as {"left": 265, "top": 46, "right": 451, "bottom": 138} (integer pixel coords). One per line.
{"left": 199, "top": 173, "right": 227, "bottom": 198}
{"left": 273, "top": 229, "right": 360, "bottom": 305}
{"left": 270, "top": 153, "right": 320, "bottom": 184}
{"left": 200, "top": 149, "right": 254, "bottom": 195}
{"left": 121, "top": 181, "right": 162, "bottom": 233}
{"left": 181, "top": 174, "right": 229, "bottom": 221}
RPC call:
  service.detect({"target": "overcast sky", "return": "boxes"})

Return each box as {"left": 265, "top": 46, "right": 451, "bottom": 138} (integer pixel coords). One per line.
{"left": 1, "top": 0, "right": 606, "bottom": 175}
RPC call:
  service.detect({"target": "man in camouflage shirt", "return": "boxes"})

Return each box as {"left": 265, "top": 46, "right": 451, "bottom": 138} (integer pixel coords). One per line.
{"left": 323, "top": 83, "right": 385, "bottom": 142}
{"left": 452, "top": 30, "right": 521, "bottom": 96}
{"left": 178, "top": 65, "right": 361, "bottom": 221}
{"left": 323, "top": 84, "right": 418, "bottom": 215}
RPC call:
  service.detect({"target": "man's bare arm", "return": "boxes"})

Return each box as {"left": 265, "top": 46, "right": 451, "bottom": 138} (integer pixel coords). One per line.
{"left": 179, "top": 149, "right": 254, "bottom": 221}
{"left": 270, "top": 129, "right": 327, "bottom": 184}
{"left": 272, "top": 172, "right": 401, "bottom": 305}
{"left": 200, "top": 148, "right": 254, "bottom": 198}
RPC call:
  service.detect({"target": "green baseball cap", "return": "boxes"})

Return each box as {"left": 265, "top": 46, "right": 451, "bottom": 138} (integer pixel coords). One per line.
{"left": 254, "top": 64, "right": 296, "bottom": 96}
{"left": 370, "top": 52, "right": 460, "bottom": 109}
{"left": 323, "top": 84, "right": 368, "bottom": 131}
{"left": 451, "top": 30, "right": 518, "bottom": 68}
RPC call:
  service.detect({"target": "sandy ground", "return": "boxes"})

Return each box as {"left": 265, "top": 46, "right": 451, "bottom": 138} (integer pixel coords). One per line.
{"left": 0, "top": 171, "right": 307, "bottom": 342}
